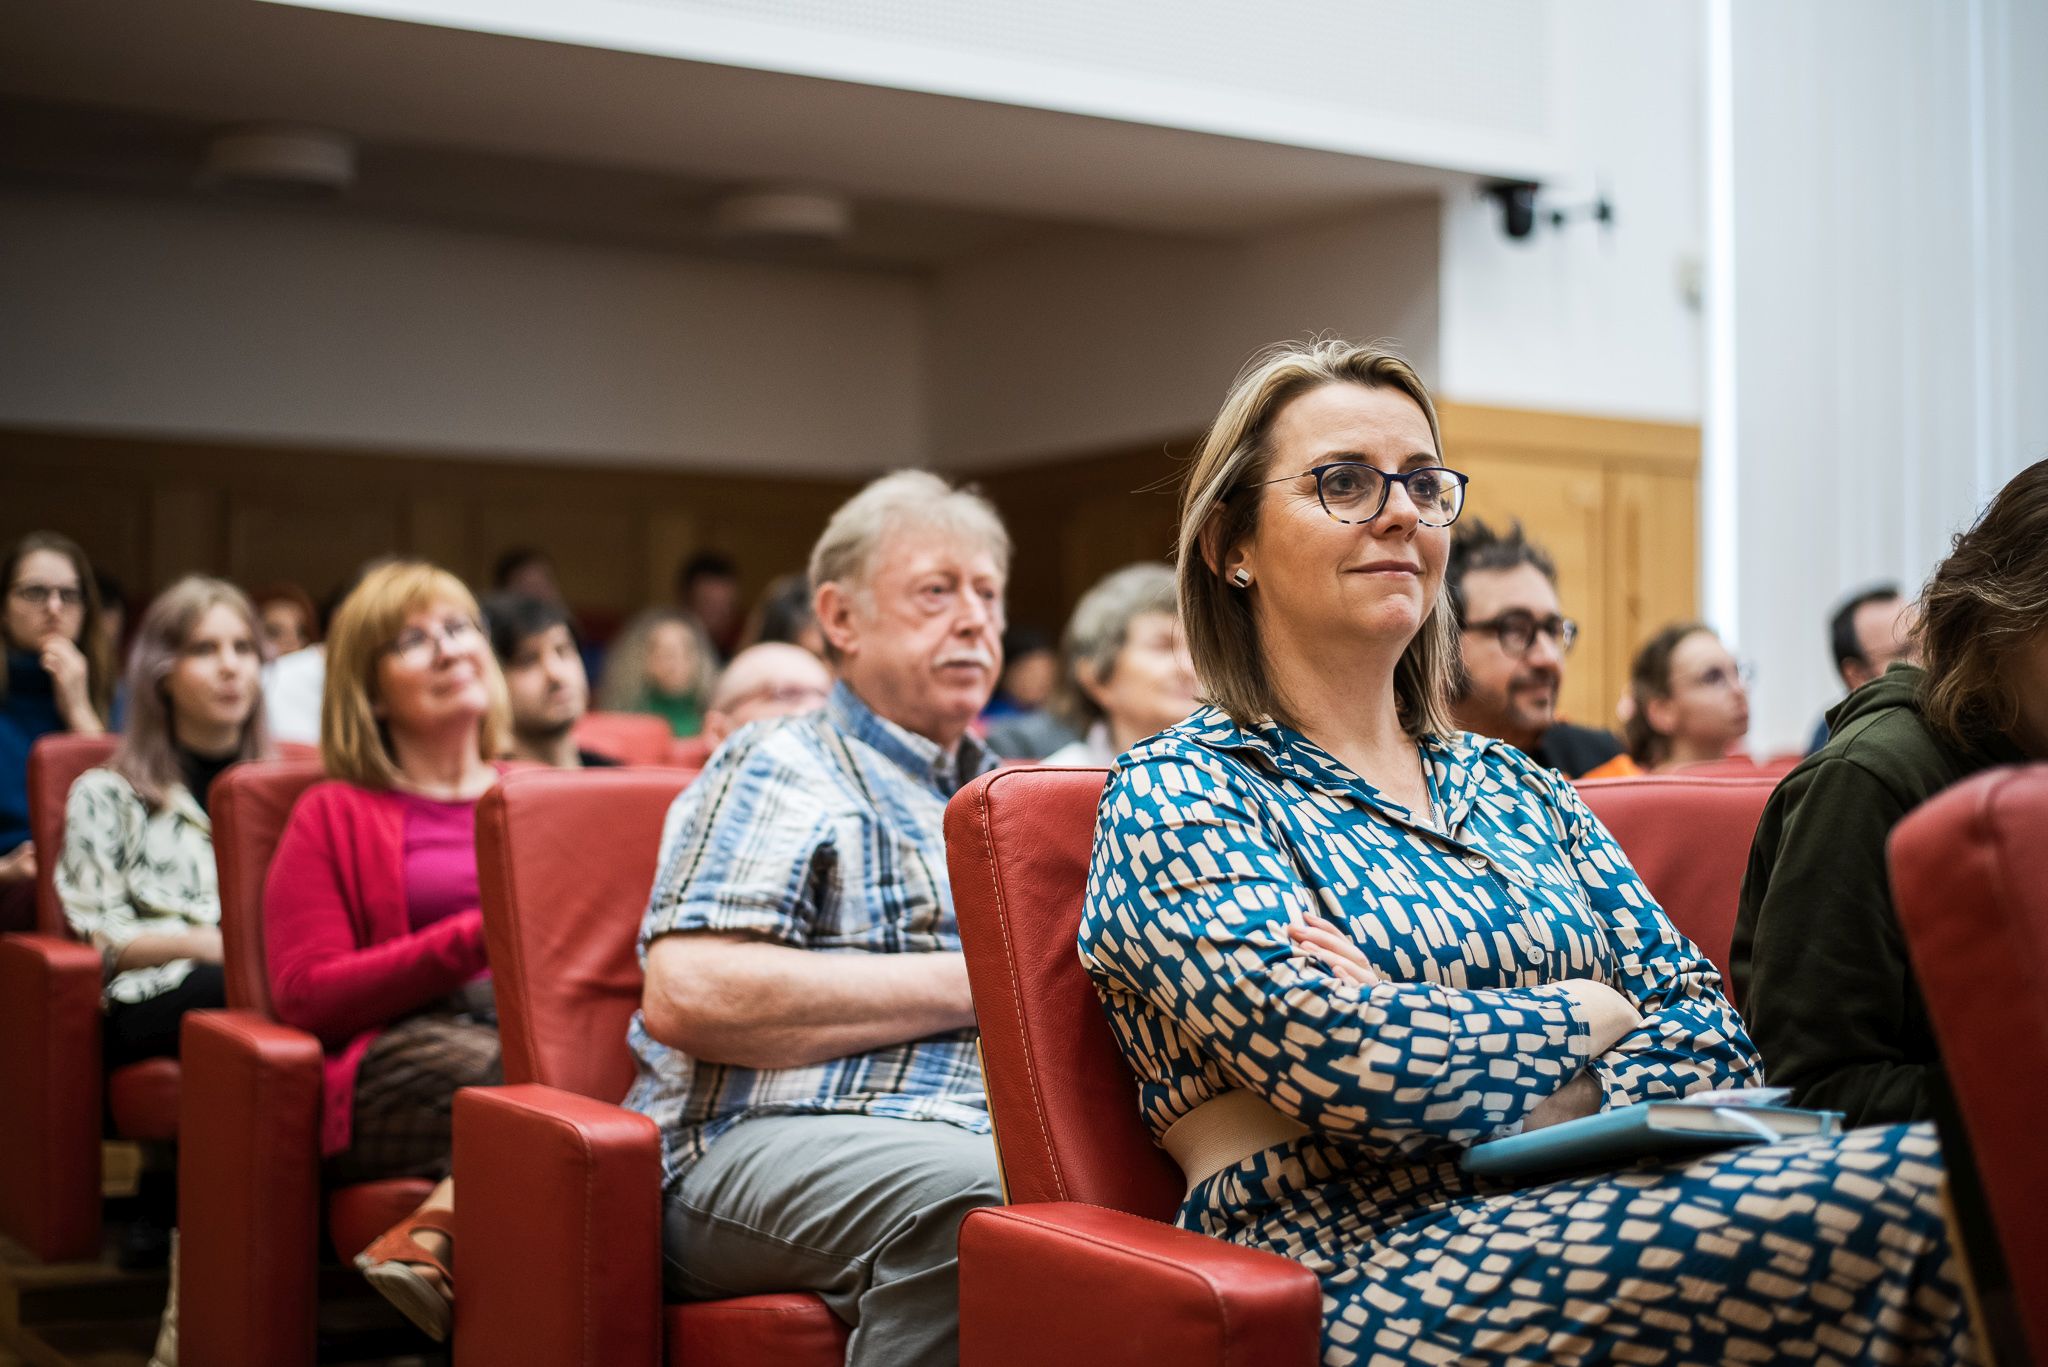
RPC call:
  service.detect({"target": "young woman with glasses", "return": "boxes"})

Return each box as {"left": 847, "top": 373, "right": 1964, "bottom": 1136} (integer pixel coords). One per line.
{"left": 1622, "top": 622, "right": 1753, "bottom": 771}
{"left": 0, "top": 531, "right": 112, "bottom": 930}
{"left": 264, "top": 560, "right": 512, "bottom": 1342}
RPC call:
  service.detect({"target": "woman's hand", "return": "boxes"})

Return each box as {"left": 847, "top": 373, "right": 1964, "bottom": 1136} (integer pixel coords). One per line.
{"left": 1287, "top": 912, "right": 1383, "bottom": 987}
{"left": 40, "top": 637, "right": 103, "bottom": 733}
{"left": 0, "top": 841, "right": 35, "bottom": 885}
{"left": 1552, "top": 978, "right": 1645, "bottom": 1056}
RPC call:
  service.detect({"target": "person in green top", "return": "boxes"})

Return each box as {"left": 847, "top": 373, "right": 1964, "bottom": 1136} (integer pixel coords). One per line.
{"left": 1733, "top": 457, "right": 2048, "bottom": 1129}
{"left": 597, "top": 608, "right": 718, "bottom": 738}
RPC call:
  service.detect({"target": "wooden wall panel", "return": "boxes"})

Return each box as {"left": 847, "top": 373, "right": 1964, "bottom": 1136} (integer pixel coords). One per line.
{"left": 1450, "top": 448, "right": 1610, "bottom": 729}
{"left": 0, "top": 428, "right": 860, "bottom": 633}
{"left": 1438, "top": 403, "right": 1700, "bottom": 731}
{"left": 0, "top": 407, "right": 1697, "bottom": 727}
{"left": 0, "top": 478, "right": 151, "bottom": 598}
{"left": 226, "top": 492, "right": 403, "bottom": 597}
{"left": 976, "top": 442, "right": 1184, "bottom": 635}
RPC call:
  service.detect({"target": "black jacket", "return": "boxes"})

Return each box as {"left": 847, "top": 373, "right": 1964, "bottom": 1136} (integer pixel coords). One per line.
{"left": 1731, "top": 664, "right": 2023, "bottom": 1126}
{"left": 1529, "top": 720, "right": 1626, "bottom": 779}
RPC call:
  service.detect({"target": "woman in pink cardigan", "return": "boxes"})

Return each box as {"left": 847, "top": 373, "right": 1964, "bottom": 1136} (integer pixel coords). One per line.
{"left": 266, "top": 561, "right": 510, "bottom": 1343}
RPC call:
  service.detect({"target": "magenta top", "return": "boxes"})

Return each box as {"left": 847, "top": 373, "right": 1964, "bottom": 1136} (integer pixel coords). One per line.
{"left": 395, "top": 791, "right": 482, "bottom": 934}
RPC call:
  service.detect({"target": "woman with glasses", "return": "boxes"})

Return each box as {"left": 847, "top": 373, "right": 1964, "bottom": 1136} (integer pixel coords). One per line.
{"left": 1077, "top": 340, "right": 1973, "bottom": 1364}
{"left": 0, "top": 531, "right": 112, "bottom": 930}
{"left": 265, "top": 561, "right": 510, "bottom": 1342}
{"left": 1622, "top": 622, "right": 1752, "bottom": 771}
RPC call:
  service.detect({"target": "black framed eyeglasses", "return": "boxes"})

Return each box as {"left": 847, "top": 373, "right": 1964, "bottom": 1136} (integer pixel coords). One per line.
{"left": 1246, "top": 463, "right": 1469, "bottom": 526}
{"left": 1464, "top": 612, "right": 1578, "bottom": 657}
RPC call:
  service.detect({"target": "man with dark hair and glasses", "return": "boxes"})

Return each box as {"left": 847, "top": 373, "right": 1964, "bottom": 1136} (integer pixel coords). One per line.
{"left": 1446, "top": 519, "right": 1631, "bottom": 779}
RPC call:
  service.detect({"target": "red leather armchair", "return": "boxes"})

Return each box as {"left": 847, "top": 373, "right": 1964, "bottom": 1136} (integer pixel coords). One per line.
{"left": 942, "top": 767, "right": 1783, "bottom": 1367}
{"left": 177, "top": 758, "right": 438, "bottom": 1366}
{"left": 945, "top": 767, "right": 1325, "bottom": 1367}
{"left": 27, "top": 731, "right": 120, "bottom": 933}
{"left": 457, "top": 765, "right": 847, "bottom": 1367}
{"left": 572, "top": 711, "right": 679, "bottom": 767}
{"left": 0, "top": 732, "right": 146, "bottom": 1263}
{"left": 1889, "top": 764, "right": 2048, "bottom": 1365}
{"left": 1575, "top": 773, "right": 1776, "bottom": 1003}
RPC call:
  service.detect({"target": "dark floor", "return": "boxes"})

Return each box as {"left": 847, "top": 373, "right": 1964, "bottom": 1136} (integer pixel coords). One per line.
{"left": 0, "top": 1228, "right": 443, "bottom": 1367}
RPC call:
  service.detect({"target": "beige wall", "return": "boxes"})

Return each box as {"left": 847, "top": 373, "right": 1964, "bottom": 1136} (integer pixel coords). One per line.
{"left": 0, "top": 186, "right": 928, "bottom": 476}
{"left": 928, "top": 201, "right": 1442, "bottom": 470}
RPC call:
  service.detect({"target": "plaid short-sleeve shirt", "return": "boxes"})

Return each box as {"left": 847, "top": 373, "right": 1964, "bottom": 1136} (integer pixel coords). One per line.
{"left": 624, "top": 682, "right": 997, "bottom": 1187}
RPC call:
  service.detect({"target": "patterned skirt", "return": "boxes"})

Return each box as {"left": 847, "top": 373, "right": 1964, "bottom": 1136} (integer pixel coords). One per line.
{"left": 1184, "top": 1121, "right": 1978, "bottom": 1366}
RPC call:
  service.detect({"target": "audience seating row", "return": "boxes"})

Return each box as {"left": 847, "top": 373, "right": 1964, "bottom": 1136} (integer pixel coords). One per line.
{"left": 6, "top": 736, "right": 2043, "bottom": 1365}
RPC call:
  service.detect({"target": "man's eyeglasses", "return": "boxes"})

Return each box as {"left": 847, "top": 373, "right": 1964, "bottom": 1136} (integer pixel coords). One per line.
{"left": 10, "top": 584, "right": 85, "bottom": 609}
{"left": 1465, "top": 612, "right": 1578, "bottom": 657}
{"left": 384, "top": 616, "right": 482, "bottom": 669}
{"left": 1245, "top": 463, "right": 1469, "bottom": 527}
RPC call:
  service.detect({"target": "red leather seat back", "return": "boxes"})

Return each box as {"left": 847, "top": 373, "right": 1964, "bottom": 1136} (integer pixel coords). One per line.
{"left": 946, "top": 767, "right": 1183, "bottom": 1219}
{"left": 476, "top": 766, "right": 694, "bottom": 1101}
{"left": 1890, "top": 764, "right": 2048, "bottom": 1361}
{"left": 1575, "top": 774, "right": 1775, "bottom": 1003}
{"left": 572, "top": 711, "right": 678, "bottom": 767}
{"left": 669, "top": 734, "right": 715, "bottom": 769}
{"left": 211, "top": 759, "right": 326, "bottom": 1016}
{"left": 26, "top": 733, "right": 120, "bottom": 934}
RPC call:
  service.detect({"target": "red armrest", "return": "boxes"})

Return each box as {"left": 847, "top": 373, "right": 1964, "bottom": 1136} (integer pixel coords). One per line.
{"left": 959, "top": 1202, "right": 1322, "bottom": 1367}
{"left": 177, "top": 1009, "right": 325, "bottom": 1367}
{"left": 0, "top": 933, "right": 105, "bottom": 1261}
{"left": 453, "top": 1084, "right": 664, "bottom": 1367}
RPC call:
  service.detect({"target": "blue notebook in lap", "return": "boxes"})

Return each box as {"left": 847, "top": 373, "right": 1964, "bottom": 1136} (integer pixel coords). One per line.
{"left": 1461, "top": 1093, "right": 1843, "bottom": 1179}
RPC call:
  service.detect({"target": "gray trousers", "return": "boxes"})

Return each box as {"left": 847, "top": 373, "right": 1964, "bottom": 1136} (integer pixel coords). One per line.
{"left": 662, "top": 1113, "right": 1002, "bottom": 1367}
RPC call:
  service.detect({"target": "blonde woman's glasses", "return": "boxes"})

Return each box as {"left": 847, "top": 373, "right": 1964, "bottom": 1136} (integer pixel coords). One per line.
{"left": 1248, "top": 463, "right": 1469, "bottom": 527}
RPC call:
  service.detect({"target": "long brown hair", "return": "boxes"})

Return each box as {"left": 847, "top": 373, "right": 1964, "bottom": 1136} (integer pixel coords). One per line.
{"left": 1917, "top": 458, "right": 2048, "bottom": 746}
{"left": 1, "top": 531, "right": 114, "bottom": 717}
{"left": 1177, "top": 339, "right": 1457, "bottom": 737}
{"left": 111, "top": 577, "right": 272, "bottom": 808}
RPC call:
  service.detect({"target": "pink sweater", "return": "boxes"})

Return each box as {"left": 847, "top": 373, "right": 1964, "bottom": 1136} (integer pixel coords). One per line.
{"left": 264, "top": 778, "right": 491, "bottom": 1157}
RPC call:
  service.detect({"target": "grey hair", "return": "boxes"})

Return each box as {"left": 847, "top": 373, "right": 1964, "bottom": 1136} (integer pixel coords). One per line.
{"left": 807, "top": 470, "right": 1011, "bottom": 662}
{"left": 1051, "top": 563, "right": 1178, "bottom": 733}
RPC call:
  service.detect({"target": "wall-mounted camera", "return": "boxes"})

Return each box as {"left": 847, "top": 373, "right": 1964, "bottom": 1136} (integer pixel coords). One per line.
{"left": 1481, "top": 180, "right": 1614, "bottom": 242}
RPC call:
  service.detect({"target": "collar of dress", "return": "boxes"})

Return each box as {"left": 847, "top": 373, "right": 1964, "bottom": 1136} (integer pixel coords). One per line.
{"left": 1173, "top": 705, "right": 1503, "bottom": 838}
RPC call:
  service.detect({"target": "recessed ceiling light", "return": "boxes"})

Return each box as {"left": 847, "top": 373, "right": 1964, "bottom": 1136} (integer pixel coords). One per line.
{"left": 709, "top": 187, "right": 852, "bottom": 243}
{"left": 198, "top": 124, "right": 356, "bottom": 199}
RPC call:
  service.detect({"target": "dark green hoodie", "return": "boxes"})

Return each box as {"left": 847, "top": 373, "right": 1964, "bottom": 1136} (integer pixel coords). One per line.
{"left": 1731, "top": 663, "right": 2024, "bottom": 1127}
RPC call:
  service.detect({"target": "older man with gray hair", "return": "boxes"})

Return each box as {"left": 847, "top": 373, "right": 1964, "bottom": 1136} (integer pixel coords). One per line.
{"left": 624, "top": 470, "right": 1007, "bottom": 1367}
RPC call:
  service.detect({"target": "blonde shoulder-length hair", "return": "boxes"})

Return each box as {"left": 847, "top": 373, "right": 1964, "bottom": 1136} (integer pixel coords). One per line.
{"left": 321, "top": 561, "right": 509, "bottom": 789}
{"left": 1176, "top": 338, "right": 1459, "bottom": 739}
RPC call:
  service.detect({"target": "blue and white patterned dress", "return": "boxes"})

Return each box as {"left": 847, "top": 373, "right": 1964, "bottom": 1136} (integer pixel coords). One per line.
{"left": 1079, "top": 708, "right": 1976, "bottom": 1366}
